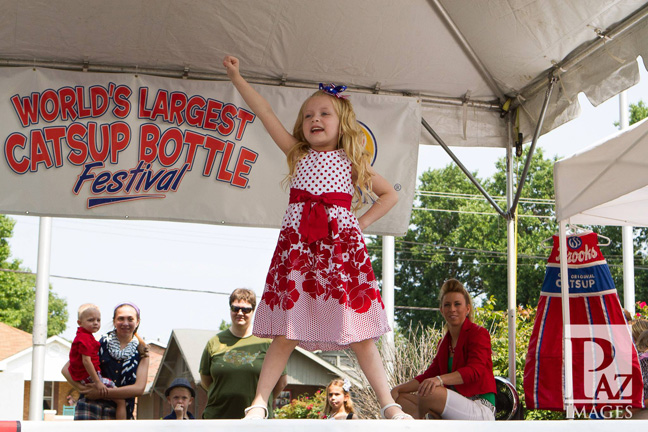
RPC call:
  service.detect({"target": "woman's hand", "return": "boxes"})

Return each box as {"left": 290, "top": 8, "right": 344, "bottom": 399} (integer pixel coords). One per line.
{"left": 223, "top": 56, "right": 241, "bottom": 80}
{"left": 79, "top": 383, "right": 102, "bottom": 400}
{"left": 418, "top": 376, "right": 443, "bottom": 397}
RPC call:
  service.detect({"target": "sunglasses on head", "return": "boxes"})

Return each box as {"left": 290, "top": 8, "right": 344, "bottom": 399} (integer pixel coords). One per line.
{"left": 230, "top": 305, "right": 253, "bottom": 314}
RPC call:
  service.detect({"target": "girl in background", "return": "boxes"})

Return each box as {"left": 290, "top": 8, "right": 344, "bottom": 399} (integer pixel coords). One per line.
{"left": 324, "top": 378, "right": 357, "bottom": 420}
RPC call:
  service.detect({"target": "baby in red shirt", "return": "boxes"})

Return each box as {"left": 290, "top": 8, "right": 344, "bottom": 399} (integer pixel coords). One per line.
{"left": 68, "top": 304, "right": 126, "bottom": 420}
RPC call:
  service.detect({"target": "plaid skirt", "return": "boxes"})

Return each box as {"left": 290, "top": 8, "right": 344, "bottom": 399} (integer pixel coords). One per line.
{"left": 74, "top": 397, "right": 120, "bottom": 420}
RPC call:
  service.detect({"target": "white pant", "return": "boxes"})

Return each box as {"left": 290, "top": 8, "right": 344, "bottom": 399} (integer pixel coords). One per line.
{"left": 441, "top": 389, "right": 495, "bottom": 421}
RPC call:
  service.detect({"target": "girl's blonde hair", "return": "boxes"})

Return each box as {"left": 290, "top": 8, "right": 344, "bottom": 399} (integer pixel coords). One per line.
{"left": 439, "top": 279, "right": 474, "bottom": 322}
{"left": 287, "top": 91, "right": 374, "bottom": 210}
{"left": 323, "top": 378, "right": 355, "bottom": 417}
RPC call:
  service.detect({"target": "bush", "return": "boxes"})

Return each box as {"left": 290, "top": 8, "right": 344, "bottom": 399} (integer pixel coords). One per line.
{"left": 274, "top": 389, "right": 326, "bottom": 419}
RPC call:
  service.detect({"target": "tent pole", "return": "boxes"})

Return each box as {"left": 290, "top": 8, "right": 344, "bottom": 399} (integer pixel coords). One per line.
{"left": 381, "top": 235, "right": 396, "bottom": 371}
{"left": 619, "top": 91, "right": 636, "bottom": 315}
{"left": 559, "top": 221, "right": 575, "bottom": 419}
{"left": 506, "top": 121, "right": 517, "bottom": 386}
{"left": 421, "top": 119, "right": 507, "bottom": 218}
{"left": 507, "top": 77, "right": 556, "bottom": 216}
{"left": 28, "top": 216, "right": 52, "bottom": 421}
{"left": 427, "top": 0, "right": 505, "bottom": 103}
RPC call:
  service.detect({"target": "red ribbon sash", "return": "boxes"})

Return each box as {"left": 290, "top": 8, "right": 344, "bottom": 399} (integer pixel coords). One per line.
{"left": 289, "top": 188, "right": 352, "bottom": 244}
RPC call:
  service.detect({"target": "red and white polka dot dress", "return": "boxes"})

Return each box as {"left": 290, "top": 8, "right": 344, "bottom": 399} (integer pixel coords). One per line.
{"left": 253, "top": 149, "right": 391, "bottom": 351}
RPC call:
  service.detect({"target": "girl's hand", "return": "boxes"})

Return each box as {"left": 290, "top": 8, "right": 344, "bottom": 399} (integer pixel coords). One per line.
{"left": 223, "top": 56, "right": 241, "bottom": 80}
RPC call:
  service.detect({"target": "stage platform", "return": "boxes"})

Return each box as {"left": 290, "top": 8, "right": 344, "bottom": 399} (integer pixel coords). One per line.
{"left": 0, "top": 418, "right": 644, "bottom": 431}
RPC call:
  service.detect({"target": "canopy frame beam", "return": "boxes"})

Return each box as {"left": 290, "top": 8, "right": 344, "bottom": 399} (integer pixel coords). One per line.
{"left": 515, "top": 2, "right": 648, "bottom": 108}
{"left": 427, "top": 0, "right": 506, "bottom": 103}
{"left": 0, "top": 58, "right": 503, "bottom": 112}
{"left": 506, "top": 77, "right": 557, "bottom": 217}
{"left": 421, "top": 118, "right": 507, "bottom": 218}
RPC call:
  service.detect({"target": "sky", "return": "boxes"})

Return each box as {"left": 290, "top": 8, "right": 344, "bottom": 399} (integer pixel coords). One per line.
{"left": 5, "top": 63, "right": 648, "bottom": 345}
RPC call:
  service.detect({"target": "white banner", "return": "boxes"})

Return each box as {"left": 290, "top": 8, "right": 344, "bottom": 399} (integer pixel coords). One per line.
{"left": 0, "top": 68, "right": 419, "bottom": 235}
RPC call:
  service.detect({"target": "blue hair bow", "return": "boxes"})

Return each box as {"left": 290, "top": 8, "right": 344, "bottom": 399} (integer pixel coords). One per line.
{"left": 319, "top": 83, "right": 348, "bottom": 99}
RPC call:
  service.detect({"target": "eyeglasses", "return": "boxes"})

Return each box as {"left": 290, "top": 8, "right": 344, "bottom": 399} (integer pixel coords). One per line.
{"left": 230, "top": 305, "right": 253, "bottom": 314}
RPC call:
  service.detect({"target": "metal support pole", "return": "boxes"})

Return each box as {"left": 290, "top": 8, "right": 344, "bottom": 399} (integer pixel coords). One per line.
{"left": 382, "top": 236, "right": 396, "bottom": 371}
{"left": 619, "top": 90, "right": 635, "bottom": 315}
{"left": 559, "top": 221, "right": 575, "bottom": 419}
{"left": 29, "top": 217, "right": 53, "bottom": 421}
{"left": 506, "top": 126, "right": 517, "bottom": 385}
{"left": 508, "top": 77, "right": 556, "bottom": 216}
{"left": 421, "top": 118, "right": 507, "bottom": 218}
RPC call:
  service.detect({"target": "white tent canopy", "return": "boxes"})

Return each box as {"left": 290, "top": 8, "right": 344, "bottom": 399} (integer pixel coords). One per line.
{"left": 554, "top": 117, "right": 648, "bottom": 226}
{"left": 1, "top": 0, "right": 647, "bottom": 148}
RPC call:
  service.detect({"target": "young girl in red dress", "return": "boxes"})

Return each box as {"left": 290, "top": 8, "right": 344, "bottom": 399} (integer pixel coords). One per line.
{"left": 223, "top": 55, "right": 409, "bottom": 419}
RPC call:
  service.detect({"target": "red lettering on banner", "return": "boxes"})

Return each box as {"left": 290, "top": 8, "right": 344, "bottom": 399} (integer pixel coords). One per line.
{"left": 112, "top": 86, "right": 132, "bottom": 118}
{"left": 58, "top": 87, "right": 78, "bottom": 121}
{"left": 90, "top": 86, "right": 110, "bottom": 117}
{"left": 67, "top": 123, "right": 89, "bottom": 165}
{"left": 43, "top": 126, "right": 67, "bottom": 167}
{"left": 158, "top": 128, "right": 184, "bottom": 167}
{"left": 218, "top": 103, "right": 237, "bottom": 136}
{"left": 76, "top": 87, "right": 92, "bottom": 118}
{"left": 139, "top": 123, "right": 160, "bottom": 163}
{"left": 30, "top": 130, "right": 53, "bottom": 171}
{"left": 202, "top": 135, "right": 226, "bottom": 176}
{"left": 185, "top": 96, "right": 206, "bottom": 127}
{"left": 139, "top": 88, "right": 153, "bottom": 118}
{"left": 4, "top": 133, "right": 29, "bottom": 173}
{"left": 236, "top": 109, "right": 255, "bottom": 140}
{"left": 87, "top": 123, "right": 111, "bottom": 162}
{"left": 11, "top": 94, "right": 39, "bottom": 126}
{"left": 217, "top": 140, "right": 235, "bottom": 183}
{"left": 40, "top": 90, "right": 60, "bottom": 122}
{"left": 204, "top": 99, "right": 223, "bottom": 130}
{"left": 232, "top": 147, "right": 258, "bottom": 187}
{"left": 169, "top": 92, "right": 188, "bottom": 125}
{"left": 184, "top": 130, "right": 205, "bottom": 169}
{"left": 150, "top": 90, "right": 170, "bottom": 121}
{"left": 109, "top": 122, "right": 130, "bottom": 164}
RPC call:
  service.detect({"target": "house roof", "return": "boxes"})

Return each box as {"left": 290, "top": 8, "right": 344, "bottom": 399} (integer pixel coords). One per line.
{"left": 145, "top": 343, "right": 165, "bottom": 392}
{"left": 151, "top": 328, "right": 362, "bottom": 397}
{"left": 0, "top": 322, "right": 32, "bottom": 362}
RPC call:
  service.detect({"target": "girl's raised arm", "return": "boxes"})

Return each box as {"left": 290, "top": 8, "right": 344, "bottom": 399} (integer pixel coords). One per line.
{"left": 223, "top": 56, "right": 297, "bottom": 155}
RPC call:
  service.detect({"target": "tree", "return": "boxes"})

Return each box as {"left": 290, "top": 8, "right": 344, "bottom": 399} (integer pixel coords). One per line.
{"left": 372, "top": 149, "right": 566, "bottom": 328}
{"left": 629, "top": 100, "right": 648, "bottom": 125}
{"left": 0, "top": 215, "right": 68, "bottom": 336}
{"left": 371, "top": 163, "right": 497, "bottom": 329}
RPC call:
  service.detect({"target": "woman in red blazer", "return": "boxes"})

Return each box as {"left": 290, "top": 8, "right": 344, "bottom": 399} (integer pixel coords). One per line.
{"left": 390, "top": 279, "right": 496, "bottom": 420}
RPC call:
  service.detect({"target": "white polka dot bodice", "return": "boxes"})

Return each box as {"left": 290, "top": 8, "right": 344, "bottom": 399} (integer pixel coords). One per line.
{"left": 253, "top": 148, "right": 390, "bottom": 351}
{"left": 282, "top": 149, "right": 358, "bottom": 232}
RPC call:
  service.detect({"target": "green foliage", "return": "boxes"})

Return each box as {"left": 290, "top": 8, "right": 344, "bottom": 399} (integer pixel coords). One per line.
{"left": 274, "top": 389, "right": 326, "bottom": 419}
{"left": 218, "top": 319, "right": 229, "bottom": 331}
{"left": 0, "top": 215, "right": 68, "bottom": 337}
{"left": 371, "top": 146, "right": 648, "bottom": 327}
{"left": 371, "top": 148, "right": 558, "bottom": 328}
{"left": 629, "top": 100, "right": 648, "bottom": 125}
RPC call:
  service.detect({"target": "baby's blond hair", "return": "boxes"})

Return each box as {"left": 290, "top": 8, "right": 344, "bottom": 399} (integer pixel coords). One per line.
{"left": 78, "top": 303, "right": 100, "bottom": 319}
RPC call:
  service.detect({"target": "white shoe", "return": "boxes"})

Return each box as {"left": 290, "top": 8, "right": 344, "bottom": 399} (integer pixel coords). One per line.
{"left": 243, "top": 405, "right": 268, "bottom": 420}
{"left": 380, "top": 403, "right": 413, "bottom": 419}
